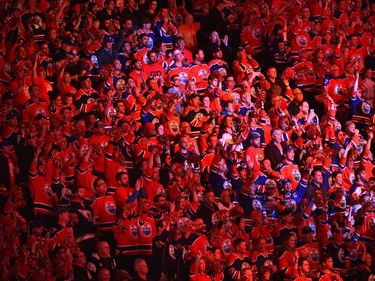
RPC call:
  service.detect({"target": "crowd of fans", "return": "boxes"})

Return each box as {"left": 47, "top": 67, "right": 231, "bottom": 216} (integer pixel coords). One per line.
{"left": 2, "top": 0, "right": 375, "bottom": 280}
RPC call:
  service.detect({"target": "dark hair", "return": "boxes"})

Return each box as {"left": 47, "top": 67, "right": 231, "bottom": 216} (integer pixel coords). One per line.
{"left": 147, "top": 50, "right": 157, "bottom": 59}
{"left": 93, "top": 177, "right": 105, "bottom": 189}
{"left": 154, "top": 193, "right": 166, "bottom": 204}
{"left": 355, "top": 168, "right": 366, "bottom": 180}
{"left": 156, "top": 219, "right": 165, "bottom": 230}
{"left": 311, "top": 168, "right": 322, "bottom": 178}
{"left": 138, "top": 33, "right": 148, "bottom": 41}
{"left": 193, "top": 49, "right": 203, "bottom": 58}
{"left": 298, "top": 257, "right": 309, "bottom": 268}
{"left": 233, "top": 237, "right": 245, "bottom": 249}
{"left": 331, "top": 171, "right": 342, "bottom": 180}
{"left": 282, "top": 232, "right": 296, "bottom": 249}
{"left": 320, "top": 253, "right": 331, "bottom": 265}
{"left": 174, "top": 36, "right": 184, "bottom": 45}
{"left": 116, "top": 171, "right": 128, "bottom": 182}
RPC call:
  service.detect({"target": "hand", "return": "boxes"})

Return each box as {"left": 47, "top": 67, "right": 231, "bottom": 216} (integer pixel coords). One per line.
{"left": 346, "top": 143, "right": 353, "bottom": 151}
{"left": 169, "top": 202, "right": 175, "bottom": 213}
{"left": 368, "top": 132, "right": 373, "bottom": 140}
{"left": 222, "top": 35, "right": 228, "bottom": 46}
{"left": 215, "top": 36, "right": 221, "bottom": 46}
{"left": 215, "top": 143, "right": 224, "bottom": 155}
{"left": 112, "top": 20, "right": 120, "bottom": 30}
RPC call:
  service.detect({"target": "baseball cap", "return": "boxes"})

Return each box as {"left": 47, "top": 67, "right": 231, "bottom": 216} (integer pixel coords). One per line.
{"left": 250, "top": 132, "right": 261, "bottom": 140}
{"left": 285, "top": 145, "right": 294, "bottom": 152}
{"left": 103, "top": 34, "right": 114, "bottom": 43}
{"left": 172, "top": 49, "right": 183, "bottom": 57}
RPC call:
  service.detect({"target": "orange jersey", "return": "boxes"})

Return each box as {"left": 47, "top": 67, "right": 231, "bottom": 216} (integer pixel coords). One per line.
{"left": 113, "top": 217, "right": 140, "bottom": 255}
{"left": 137, "top": 214, "right": 157, "bottom": 256}
{"left": 91, "top": 195, "right": 116, "bottom": 232}
{"left": 325, "top": 78, "right": 348, "bottom": 105}
{"left": 240, "top": 21, "right": 265, "bottom": 54}
{"left": 189, "top": 62, "right": 210, "bottom": 91}
{"left": 22, "top": 101, "right": 49, "bottom": 124}
{"left": 276, "top": 162, "right": 301, "bottom": 190}
{"left": 245, "top": 146, "right": 264, "bottom": 177}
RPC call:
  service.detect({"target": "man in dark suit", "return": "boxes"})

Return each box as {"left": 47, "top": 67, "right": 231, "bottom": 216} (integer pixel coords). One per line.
{"left": 264, "top": 128, "right": 287, "bottom": 170}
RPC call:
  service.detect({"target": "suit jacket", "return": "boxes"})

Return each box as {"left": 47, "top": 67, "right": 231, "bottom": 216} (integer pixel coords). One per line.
{"left": 264, "top": 141, "right": 287, "bottom": 170}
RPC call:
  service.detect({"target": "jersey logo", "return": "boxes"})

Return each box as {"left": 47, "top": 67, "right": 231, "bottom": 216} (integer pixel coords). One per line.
{"left": 362, "top": 102, "right": 371, "bottom": 115}
{"left": 334, "top": 84, "right": 344, "bottom": 95}
{"left": 147, "top": 36, "right": 154, "bottom": 50}
{"left": 223, "top": 180, "right": 232, "bottom": 190}
{"left": 351, "top": 53, "right": 362, "bottom": 63}
{"left": 349, "top": 249, "right": 357, "bottom": 261}
{"left": 130, "top": 223, "right": 138, "bottom": 238}
{"left": 252, "top": 28, "right": 261, "bottom": 39}
{"left": 198, "top": 69, "right": 208, "bottom": 77}
{"left": 115, "top": 78, "right": 126, "bottom": 91}
{"left": 168, "top": 120, "right": 179, "bottom": 134}
{"left": 265, "top": 235, "right": 273, "bottom": 245}
{"left": 349, "top": 173, "right": 355, "bottom": 184}
{"left": 140, "top": 222, "right": 152, "bottom": 237}
{"left": 221, "top": 239, "right": 232, "bottom": 255}
{"left": 78, "top": 209, "right": 94, "bottom": 222}
{"left": 252, "top": 199, "right": 263, "bottom": 210}
{"left": 292, "top": 169, "right": 301, "bottom": 182}
{"left": 178, "top": 72, "right": 189, "bottom": 84}
{"left": 35, "top": 107, "right": 47, "bottom": 117}
{"left": 143, "top": 53, "right": 149, "bottom": 64}
{"left": 87, "top": 97, "right": 96, "bottom": 104}
{"left": 91, "top": 55, "right": 99, "bottom": 68}
{"left": 338, "top": 248, "right": 346, "bottom": 263}
{"left": 104, "top": 201, "right": 116, "bottom": 215}
{"left": 296, "top": 35, "right": 307, "bottom": 47}
{"left": 61, "top": 187, "right": 74, "bottom": 201}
